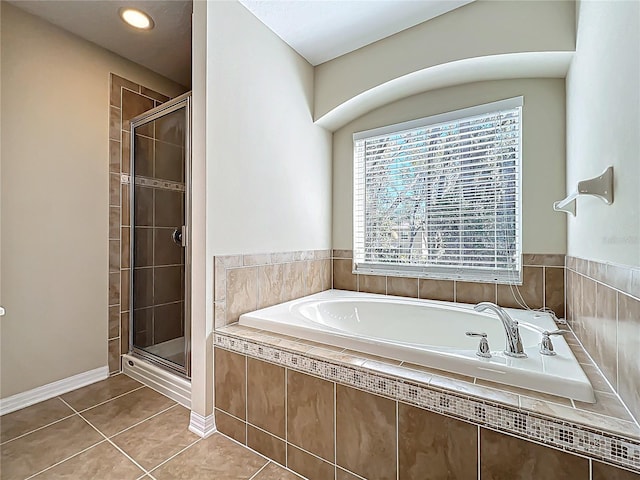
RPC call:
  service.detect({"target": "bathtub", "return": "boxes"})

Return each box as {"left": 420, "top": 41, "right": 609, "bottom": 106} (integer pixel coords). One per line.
{"left": 239, "top": 289, "right": 596, "bottom": 403}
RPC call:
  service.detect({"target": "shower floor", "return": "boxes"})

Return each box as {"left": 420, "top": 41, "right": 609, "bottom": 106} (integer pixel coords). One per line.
{"left": 0, "top": 374, "right": 304, "bottom": 479}
{"left": 145, "top": 336, "right": 185, "bottom": 366}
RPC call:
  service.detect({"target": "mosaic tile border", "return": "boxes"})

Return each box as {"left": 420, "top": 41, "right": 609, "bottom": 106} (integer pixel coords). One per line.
{"left": 214, "top": 332, "right": 640, "bottom": 472}
{"left": 122, "top": 174, "right": 186, "bottom": 192}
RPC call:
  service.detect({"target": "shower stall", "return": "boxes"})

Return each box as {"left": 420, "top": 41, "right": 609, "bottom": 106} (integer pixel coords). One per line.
{"left": 127, "top": 92, "right": 191, "bottom": 379}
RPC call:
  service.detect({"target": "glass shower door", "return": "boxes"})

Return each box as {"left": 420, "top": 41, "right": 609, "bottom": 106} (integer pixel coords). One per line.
{"left": 129, "top": 94, "right": 191, "bottom": 376}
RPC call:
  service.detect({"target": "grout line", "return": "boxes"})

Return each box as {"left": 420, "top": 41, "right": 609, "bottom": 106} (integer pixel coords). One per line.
{"left": 108, "top": 403, "right": 179, "bottom": 438}
{"left": 589, "top": 458, "right": 593, "bottom": 480}
{"left": 542, "top": 266, "right": 547, "bottom": 310}
{"left": 0, "top": 411, "right": 78, "bottom": 446}
{"left": 284, "top": 367, "right": 288, "bottom": 467}
{"left": 245, "top": 422, "right": 286, "bottom": 444}
{"left": 245, "top": 353, "right": 249, "bottom": 444}
{"left": 23, "top": 439, "right": 108, "bottom": 480}
{"left": 615, "top": 291, "right": 619, "bottom": 395}
{"left": 477, "top": 426, "right": 481, "bottom": 480}
{"left": 147, "top": 437, "right": 201, "bottom": 475}
{"left": 334, "top": 380, "right": 337, "bottom": 479}
{"left": 247, "top": 461, "right": 270, "bottom": 480}
{"left": 77, "top": 385, "right": 147, "bottom": 413}
{"left": 215, "top": 407, "right": 247, "bottom": 425}
{"left": 59, "top": 397, "right": 151, "bottom": 477}
{"left": 569, "top": 269, "right": 640, "bottom": 302}
{"left": 396, "top": 400, "right": 399, "bottom": 480}
{"left": 218, "top": 431, "right": 305, "bottom": 479}
{"left": 284, "top": 434, "right": 334, "bottom": 466}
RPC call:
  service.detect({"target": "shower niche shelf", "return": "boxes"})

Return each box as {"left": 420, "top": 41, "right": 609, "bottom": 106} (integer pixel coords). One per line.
{"left": 553, "top": 166, "right": 614, "bottom": 216}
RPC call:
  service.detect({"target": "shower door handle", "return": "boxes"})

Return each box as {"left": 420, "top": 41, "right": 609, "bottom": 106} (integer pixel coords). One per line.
{"left": 172, "top": 226, "right": 187, "bottom": 247}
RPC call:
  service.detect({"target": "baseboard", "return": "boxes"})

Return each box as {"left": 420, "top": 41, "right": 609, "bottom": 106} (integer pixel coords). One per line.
{"left": 0, "top": 366, "right": 109, "bottom": 416}
{"left": 189, "top": 411, "right": 216, "bottom": 438}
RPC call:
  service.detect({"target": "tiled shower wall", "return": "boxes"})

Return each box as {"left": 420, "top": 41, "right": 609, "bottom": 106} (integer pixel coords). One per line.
{"left": 566, "top": 257, "right": 640, "bottom": 422}
{"left": 332, "top": 250, "right": 566, "bottom": 317}
{"left": 213, "top": 250, "right": 332, "bottom": 328}
{"left": 108, "top": 74, "right": 174, "bottom": 374}
{"left": 214, "top": 347, "right": 637, "bottom": 480}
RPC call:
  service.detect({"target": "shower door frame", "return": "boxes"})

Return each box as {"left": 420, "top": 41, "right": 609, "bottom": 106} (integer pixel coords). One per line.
{"left": 128, "top": 92, "right": 192, "bottom": 378}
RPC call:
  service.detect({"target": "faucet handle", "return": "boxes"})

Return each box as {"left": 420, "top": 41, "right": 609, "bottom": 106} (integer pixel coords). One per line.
{"left": 466, "top": 332, "right": 491, "bottom": 358}
{"left": 540, "top": 329, "right": 570, "bottom": 356}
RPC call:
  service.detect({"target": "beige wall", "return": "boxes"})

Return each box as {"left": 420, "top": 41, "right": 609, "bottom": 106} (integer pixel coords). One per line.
{"left": 0, "top": 3, "right": 185, "bottom": 398}
{"left": 333, "top": 78, "right": 567, "bottom": 254}
{"left": 206, "top": 1, "right": 332, "bottom": 256}
{"left": 315, "top": 0, "right": 575, "bottom": 122}
{"left": 565, "top": 0, "right": 640, "bottom": 267}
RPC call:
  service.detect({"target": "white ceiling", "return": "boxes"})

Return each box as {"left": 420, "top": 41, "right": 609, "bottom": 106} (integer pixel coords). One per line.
{"left": 9, "top": 0, "right": 192, "bottom": 87}
{"left": 11, "top": 0, "right": 474, "bottom": 88}
{"left": 238, "top": 0, "right": 475, "bottom": 66}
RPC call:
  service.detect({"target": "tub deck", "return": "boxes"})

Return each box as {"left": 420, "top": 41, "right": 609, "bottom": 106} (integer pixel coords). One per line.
{"left": 214, "top": 322, "right": 640, "bottom": 472}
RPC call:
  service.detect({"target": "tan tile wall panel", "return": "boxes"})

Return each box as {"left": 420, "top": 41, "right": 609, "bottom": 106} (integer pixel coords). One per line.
{"left": 246, "top": 358, "right": 285, "bottom": 438}
{"left": 336, "top": 384, "right": 396, "bottom": 480}
{"left": 286, "top": 370, "right": 334, "bottom": 462}
{"left": 398, "top": 403, "right": 477, "bottom": 479}
{"left": 214, "top": 348, "right": 246, "bottom": 420}
{"left": 213, "top": 251, "right": 332, "bottom": 328}
{"left": 331, "top": 252, "right": 565, "bottom": 317}
{"left": 480, "top": 427, "right": 589, "bottom": 479}
{"left": 107, "top": 74, "right": 176, "bottom": 369}
{"left": 247, "top": 425, "right": 286, "bottom": 465}
{"left": 593, "top": 461, "right": 640, "bottom": 480}
{"left": 215, "top": 408, "right": 246, "bottom": 444}
{"left": 618, "top": 294, "right": 640, "bottom": 422}
{"left": 214, "top": 346, "right": 639, "bottom": 479}
{"left": 567, "top": 256, "right": 640, "bottom": 423}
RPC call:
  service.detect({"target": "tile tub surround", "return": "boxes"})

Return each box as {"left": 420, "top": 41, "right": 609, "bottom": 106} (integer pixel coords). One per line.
{"left": 566, "top": 256, "right": 640, "bottom": 423}
{"left": 214, "top": 325, "right": 640, "bottom": 476}
{"left": 109, "top": 73, "right": 178, "bottom": 374}
{"left": 0, "top": 374, "right": 304, "bottom": 480}
{"left": 332, "top": 250, "right": 566, "bottom": 319}
{"left": 213, "top": 250, "right": 332, "bottom": 328}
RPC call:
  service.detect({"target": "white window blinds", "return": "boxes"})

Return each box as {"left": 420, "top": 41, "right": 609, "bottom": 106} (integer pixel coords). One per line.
{"left": 353, "top": 97, "right": 523, "bottom": 284}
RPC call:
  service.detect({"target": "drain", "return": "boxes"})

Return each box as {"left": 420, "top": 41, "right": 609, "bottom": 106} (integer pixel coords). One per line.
{"left": 127, "top": 360, "right": 134, "bottom": 367}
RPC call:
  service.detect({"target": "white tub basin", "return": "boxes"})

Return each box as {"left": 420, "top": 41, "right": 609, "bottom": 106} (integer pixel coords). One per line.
{"left": 239, "top": 289, "right": 595, "bottom": 403}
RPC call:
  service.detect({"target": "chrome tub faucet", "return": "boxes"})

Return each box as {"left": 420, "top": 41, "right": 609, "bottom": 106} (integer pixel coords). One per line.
{"left": 474, "top": 302, "right": 527, "bottom": 358}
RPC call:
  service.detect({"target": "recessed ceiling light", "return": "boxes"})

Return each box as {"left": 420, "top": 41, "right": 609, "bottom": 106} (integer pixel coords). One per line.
{"left": 119, "top": 8, "right": 154, "bottom": 30}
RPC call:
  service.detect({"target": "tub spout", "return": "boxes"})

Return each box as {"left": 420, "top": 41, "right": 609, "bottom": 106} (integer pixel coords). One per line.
{"left": 473, "top": 302, "right": 527, "bottom": 358}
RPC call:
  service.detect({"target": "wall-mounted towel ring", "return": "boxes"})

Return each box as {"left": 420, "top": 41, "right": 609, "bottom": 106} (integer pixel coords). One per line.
{"left": 553, "top": 166, "right": 614, "bottom": 216}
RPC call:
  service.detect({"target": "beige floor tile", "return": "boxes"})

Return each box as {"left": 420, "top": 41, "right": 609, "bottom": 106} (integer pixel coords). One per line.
{"left": 0, "top": 398, "right": 74, "bottom": 443}
{"left": 112, "top": 405, "right": 198, "bottom": 470}
{"left": 0, "top": 416, "right": 103, "bottom": 480}
{"left": 253, "top": 462, "right": 304, "bottom": 480}
{"left": 81, "top": 387, "right": 175, "bottom": 437}
{"left": 151, "top": 433, "right": 267, "bottom": 480}
{"left": 60, "top": 374, "right": 143, "bottom": 411}
{"left": 31, "top": 441, "right": 144, "bottom": 479}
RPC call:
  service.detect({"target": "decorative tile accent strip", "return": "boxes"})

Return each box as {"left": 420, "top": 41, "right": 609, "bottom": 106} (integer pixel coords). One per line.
{"left": 214, "top": 332, "right": 640, "bottom": 473}
{"left": 132, "top": 175, "right": 186, "bottom": 192}
{"left": 121, "top": 173, "right": 130, "bottom": 185}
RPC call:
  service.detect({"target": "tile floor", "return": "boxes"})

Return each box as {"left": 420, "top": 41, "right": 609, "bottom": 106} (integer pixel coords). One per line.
{"left": 0, "top": 374, "right": 305, "bottom": 480}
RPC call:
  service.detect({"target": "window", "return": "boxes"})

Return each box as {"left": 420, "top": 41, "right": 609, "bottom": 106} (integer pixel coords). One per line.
{"left": 353, "top": 97, "right": 523, "bottom": 283}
